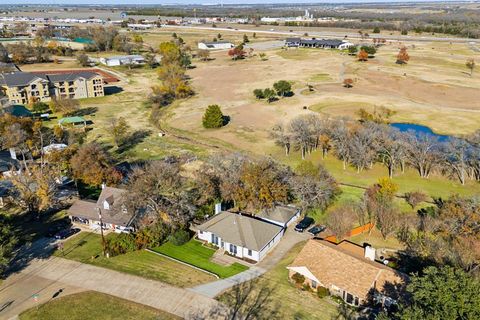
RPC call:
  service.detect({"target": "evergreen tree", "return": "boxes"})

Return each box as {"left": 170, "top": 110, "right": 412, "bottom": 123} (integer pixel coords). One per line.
{"left": 202, "top": 105, "right": 225, "bottom": 128}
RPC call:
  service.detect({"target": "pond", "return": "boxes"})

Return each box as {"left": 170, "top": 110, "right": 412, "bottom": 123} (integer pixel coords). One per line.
{"left": 390, "top": 123, "right": 451, "bottom": 142}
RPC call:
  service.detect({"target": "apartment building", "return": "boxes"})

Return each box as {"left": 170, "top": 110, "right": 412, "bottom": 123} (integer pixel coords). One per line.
{"left": 0, "top": 71, "right": 104, "bottom": 104}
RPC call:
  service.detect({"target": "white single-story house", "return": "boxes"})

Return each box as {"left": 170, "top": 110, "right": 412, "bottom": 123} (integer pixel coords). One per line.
{"left": 254, "top": 205, "right": 301, "bottom": 228}
{"left": 99, "top": 55, "right": 145, "bottom": 67}
{"left": 285, "top": 38, "right": 354, "bottom": 50}
{"left": 195, "top": 211, "right": 283, "bottom": 262}
{"left": 198, "top": 41, "right": 234, "bottom": 50}
{"left": 68, "top": 186, "right": 135, "bottom": 233}
{"left": 127, "top": 23, "right": 154, "bottom": 30}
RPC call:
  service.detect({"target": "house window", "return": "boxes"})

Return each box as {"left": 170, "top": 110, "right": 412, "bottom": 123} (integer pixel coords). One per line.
{"left": 248, "top": 249, "right": 252, "bottom": 256}
{"left": 229, "top": 244, "right": 237, "bottom": 255}
{"left": 311, "top": 280, "right": 317, "bottom": 289}
{"left": 211, "top": 234, "right": 219, "bottom": 245}
{"left": 345, "top": 293, "right": 354, "bottom": 305}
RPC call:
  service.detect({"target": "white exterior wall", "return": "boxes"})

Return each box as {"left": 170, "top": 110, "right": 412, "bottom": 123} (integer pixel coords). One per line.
{"left": 197, "top": 42, "right": 233, "bottom": 50}
{"left": 339, "top": 42, "right": 354, "bottom": 50}
{"left": 258, "top": 230, "right": 283, "bottom": 261}
{"left": 197, "top": 230, "right": 263, "bottom": 262}
{"left": 286, "top": 210, "right": 301, "bottom": 227}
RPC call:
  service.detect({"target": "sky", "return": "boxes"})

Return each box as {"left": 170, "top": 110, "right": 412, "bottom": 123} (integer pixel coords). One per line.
{"left": 0, "top": 0, "right": 457, "bottom": 4}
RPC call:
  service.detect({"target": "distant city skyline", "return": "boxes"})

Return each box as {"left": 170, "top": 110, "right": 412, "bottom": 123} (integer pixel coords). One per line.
{"left": 0, "top": 0, "right": 464, "bottom": 5}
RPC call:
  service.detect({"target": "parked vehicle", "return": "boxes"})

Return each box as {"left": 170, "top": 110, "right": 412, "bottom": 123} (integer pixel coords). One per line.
{"left": 46, "top": 220, "right": 72, "bottom": 237}
{"left": 308, "top": 225, "right": 326, "bottom": 236}
{"left": 54, "top": 228, "right": 80, "bottom": 240}
{"left": 294, "top": 217, "right": 314, "bottom": 232}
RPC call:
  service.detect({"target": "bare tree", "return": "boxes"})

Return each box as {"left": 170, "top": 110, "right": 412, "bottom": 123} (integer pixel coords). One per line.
{"left": 326, "top": 206, "right": 356, "bottom": 240}
{"left": 126, "top": 160, "right": 196, "bottom": 227}
{"left": 330, "top": 121, "right": 353, "bottom": 170}
{"left": 349, "top": 124, "right": 380, "bottom": 172}
{"left": 289, "top": 164, "right": 339, "bottom": 212}
{"left": 270, "top": 123, "right": 291, "bottom": 156}
{"left": 288, "top": 115, "right": 312, "bottom": 160}
{"left": 406, "top": 133, "right": 440, "bottom": 178}
{"left": 442, "top": 138, "right": 469, "bottom": 185}
{"left": 378, "top": 126, "right": 408, "bottom": 178}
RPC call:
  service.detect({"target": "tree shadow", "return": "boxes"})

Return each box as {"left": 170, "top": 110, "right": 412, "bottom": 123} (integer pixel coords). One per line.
{"left": 222, "top": 115, "right": 231, "bottom": 126}
{"left": 284, "top": 91, "right": 295, "bottom": 97}
{"left": 67, "top": 107, "right": 98, "bottom": 117}
{"left": 117, "top": 130, "right": 152, "bottom": 154}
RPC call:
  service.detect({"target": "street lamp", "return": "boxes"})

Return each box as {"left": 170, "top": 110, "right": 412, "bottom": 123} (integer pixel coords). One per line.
{"left": 96, "top": 207, "right": 106, "bottom": 257}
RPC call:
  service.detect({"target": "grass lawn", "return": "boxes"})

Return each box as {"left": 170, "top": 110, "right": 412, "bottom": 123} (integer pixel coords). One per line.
{"left": 218, "top": 241, "right": 339, "bottom": 320}
{"left": 277, "top": 148, "right": 480, "bottom": 200}
{"left": 55, "top": 232, "right": 215, "bottom": 287}
{"left": 152, "top": 239, "right": 248, "bottom": 279}
{"left": 348, "top": 228, "right": 404, "bottom": 251}
{"left": 19, "top": 291, "right": 179, "bottom": 320}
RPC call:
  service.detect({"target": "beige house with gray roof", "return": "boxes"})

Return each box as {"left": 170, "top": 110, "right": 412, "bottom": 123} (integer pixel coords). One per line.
{"left": 68, "top": 186, "right": 135, "bottom": 233}
{"left": 195, "top": 211, "right": 284, "bottom": 262}
{"left": 0, "top": 71, "right": 104, "bottom": 104}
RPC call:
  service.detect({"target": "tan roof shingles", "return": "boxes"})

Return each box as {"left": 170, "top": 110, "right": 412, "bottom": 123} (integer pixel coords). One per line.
{"left": 289, "top": 240, "right": 406, "bottom": 300}
{"left": 196, "top": 211, "right": 283, "bottom": 251}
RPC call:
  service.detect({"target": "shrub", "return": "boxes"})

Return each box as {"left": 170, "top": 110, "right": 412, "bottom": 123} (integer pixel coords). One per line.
{"left": 302, "top": 284, "right": 311, "bottom": 292}
{"left": 202, "top": 104, "right": 226, "bottom": 128}
{"left": 263, "top": 88, "right": 277, "bottom": 103}
{"left": 405, "top": 191, "right": 428, "bottom": 209}
{"left": 106, "top": 233, "right": 136, "bottom": 256}
{"left": 135, "top": 221, "right": 171, "bottom": 249}
{"left": 373, "top": 27, "right": 381, "bottom": 34}
{"left": 168, "top": 229, "right": 191, "bottom": 246}
{"left": 77, "top": 53, "right": 90, "bottom": 67}
{"left": 317, "top": 286, "right": 330, "bottom": 298}
{"left": 291, "top": 272, "right": 305, "bottom": 285}
{"left": 348, "top": 46, "right": 358, "bottom": 55}
{"left": 253, "top": 88, "right": 265, "bottom": 99}
{"left": 360, "top": 45, "right": 377, "bottom": 56}
{"left": 273, "top": 80, "right": 292, "bottom": 97}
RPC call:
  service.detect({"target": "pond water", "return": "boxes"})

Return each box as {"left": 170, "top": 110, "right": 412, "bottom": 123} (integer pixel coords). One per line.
{"left": 390, "top": 123, "right": 451, "bottom": 142}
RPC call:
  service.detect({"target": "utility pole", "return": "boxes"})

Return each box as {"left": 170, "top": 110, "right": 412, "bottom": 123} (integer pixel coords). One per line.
{"left": 97, "top": 207, "right": 106, "bottom": 257}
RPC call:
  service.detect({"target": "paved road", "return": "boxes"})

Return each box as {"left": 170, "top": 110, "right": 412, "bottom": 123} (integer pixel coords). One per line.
{"left": 0, "top": 255, "right": 224, "bottom": 319}
{"left": 161, "top": 24, "right": 480, "bottom": 44}
{"left": 189, "top": 228, "right": 310, "bottom": 298}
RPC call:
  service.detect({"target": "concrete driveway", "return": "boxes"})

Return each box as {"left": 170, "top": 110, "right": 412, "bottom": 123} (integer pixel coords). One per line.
{"left": 189, "top": 228, "right": 310, "bottom": 298}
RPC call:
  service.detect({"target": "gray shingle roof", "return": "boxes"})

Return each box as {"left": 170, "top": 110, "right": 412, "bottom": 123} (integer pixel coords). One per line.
{"left": 255, "top": 205, "right": 300, "bottom": 225}
{"left": 67, "top": 187, "right": 134, "bottom": 227}
{"left": 299, "top": 39, "right": 345, "bottom": 47}
{"left": 195, "top": 211, "right": 283, "bottom": 251}
{"left": 46, "top": 71, "right": 99, "bottom": 82}
{"left": 0, "top": 72, "right": 48, "bottom": 87}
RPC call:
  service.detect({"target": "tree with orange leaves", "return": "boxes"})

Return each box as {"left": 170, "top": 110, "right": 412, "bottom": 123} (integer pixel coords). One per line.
{"left": 357, "top": 49, "right": 368, "bottom": 61}
{"left": 396, "top": 46, "right": 410, "bottom": 64}
{"left": 343, "top": 78, "right": 354, "bottom": 88}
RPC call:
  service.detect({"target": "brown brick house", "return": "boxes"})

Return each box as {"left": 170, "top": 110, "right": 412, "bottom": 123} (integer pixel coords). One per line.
{"left": 287, "top": 239, "right": 407, "bottom": 307}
